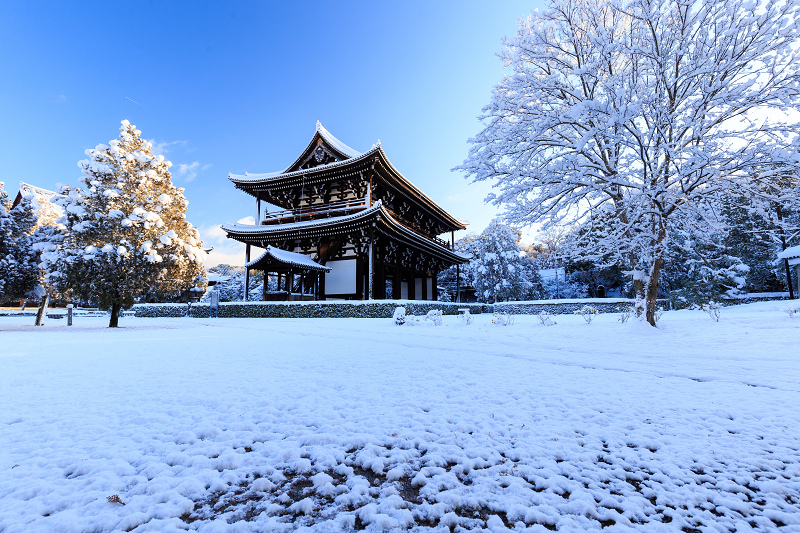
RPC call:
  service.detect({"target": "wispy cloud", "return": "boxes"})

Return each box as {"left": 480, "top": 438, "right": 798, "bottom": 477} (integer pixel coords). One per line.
{"left": 57, "top": 94, "right": 67, "bottom": 103}
{"left": 148, "top": 139, "right": 188, "bottom": 156}
{"left": 196, "top": 224, "right": 246, "bottom": 268}
{"left": 176, "top": 161, "right": 212, "bottom": 182}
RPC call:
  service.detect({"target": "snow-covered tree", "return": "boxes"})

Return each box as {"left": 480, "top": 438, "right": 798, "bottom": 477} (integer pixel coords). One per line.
{"left": 0, "top": 183, "right": 38, "bottom": 302}
{"left": 468, "top": 220, "right": 543, "bottom": 303}
{"left": 457, "top": 0, "right": 800, "bottom": 325}
{"left": 661, "top": 228, "right": 749, "bottom": 308}
{"left": 43, "top": 121, "right": 206, "bottom": 327}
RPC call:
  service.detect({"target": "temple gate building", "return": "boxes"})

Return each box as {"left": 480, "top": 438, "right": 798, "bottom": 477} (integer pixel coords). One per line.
{"left": 221, "top": 122, "right": 468, "bottom": 301}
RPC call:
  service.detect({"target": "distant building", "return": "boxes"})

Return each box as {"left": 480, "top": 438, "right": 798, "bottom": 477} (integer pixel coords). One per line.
{"left": 12, "top": 182, "right": 64, "bottom": 227}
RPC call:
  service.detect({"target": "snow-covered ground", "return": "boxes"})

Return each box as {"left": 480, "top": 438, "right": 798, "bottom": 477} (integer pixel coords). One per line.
{"left": 1, "top": 302, "right": 799, "bottom": 532}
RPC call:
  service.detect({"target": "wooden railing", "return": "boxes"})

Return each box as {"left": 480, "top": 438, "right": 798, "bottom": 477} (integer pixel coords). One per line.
{"left": 261, "top": 198, "right": 367, "bottom": 225}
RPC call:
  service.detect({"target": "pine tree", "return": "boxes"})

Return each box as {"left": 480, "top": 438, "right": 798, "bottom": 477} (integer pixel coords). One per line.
{"left": 43, "top": 120, "right": 206, "bottom": 327}
{"left": 469, "top": 220, "right": 542, "bottom": 303}
{"left": 0, "top": 183, "right": 38, "bottom": 302}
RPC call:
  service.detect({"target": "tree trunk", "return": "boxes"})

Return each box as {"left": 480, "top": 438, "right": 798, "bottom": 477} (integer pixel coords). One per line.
{"left": 109, "top": 302, "right": 121, "bottom": 328}
{"left": 35, "top": 295, "right": 50, "bottom": 326}
{"left": 645, "top": 256, "right": 663, "bottom": 326}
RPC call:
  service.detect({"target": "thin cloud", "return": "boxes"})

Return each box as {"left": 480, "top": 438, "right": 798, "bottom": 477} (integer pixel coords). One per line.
{"left": 148, "top": 139, "right": 188, "bottom": 156}
{"left": 196, "top": 224, "right": 245, "bottom": 267}
{"left": 176, "top": 161, "right": 212, "bottom": 182}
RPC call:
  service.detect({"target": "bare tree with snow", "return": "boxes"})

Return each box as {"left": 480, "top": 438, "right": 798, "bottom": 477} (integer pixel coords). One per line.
{"left": 43, "top": 121, "right": 206, "bottom": 327}
{"left": 457, "top": 0, "right": 800, "bottom": 325}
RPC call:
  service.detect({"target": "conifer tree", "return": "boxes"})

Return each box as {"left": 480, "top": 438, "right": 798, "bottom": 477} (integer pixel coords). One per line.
{"left": 43, "top": 120, "right": 206, "bottom": 327}
{"left": 469, "top": 220, "right": 542, "bottom": 303}
{"left": 0, "top": 182, "right": 38, "bottom": 302}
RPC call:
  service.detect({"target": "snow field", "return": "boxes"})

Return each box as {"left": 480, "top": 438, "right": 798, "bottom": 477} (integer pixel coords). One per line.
{"left": 0, "top": 302, "right": 799, "bottom": 532}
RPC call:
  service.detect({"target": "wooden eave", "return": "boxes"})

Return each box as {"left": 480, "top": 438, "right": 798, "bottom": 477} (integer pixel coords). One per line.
{"left": 223, "top": 203, "right": 468, "bottom": 265}
{"left": 230, "top": 148, "right": 466, "bottom": 232}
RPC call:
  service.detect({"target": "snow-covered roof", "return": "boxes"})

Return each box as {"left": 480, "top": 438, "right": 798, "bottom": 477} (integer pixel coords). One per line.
{"left": 18, "top": 182, "right": 61, "bottom": 200}
{"left": 228, "top": 146, "right": 381, "bottom": 184}
{"left": 222, "top": 201, "right": 384, "bottom": 234}
{"left": 315, "top": 121, "right": 360, "bottom": 158}
{"left": 777, "top": 245, "right": 800, "bottom": 260}
{"left": 245, "top": 245, "right": 331, "bottom": 272}
{"left": 777, "top": 245, "right": 800, "bottom": 266}
{"left": 222, "top": 201, "right": 469, "bottom": 263}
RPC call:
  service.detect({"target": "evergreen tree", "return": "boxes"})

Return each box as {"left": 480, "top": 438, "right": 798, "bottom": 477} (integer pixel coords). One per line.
{"left": 469, "top": 220, "right": 543, "bottom": 303}
{"left": 0, "top": 183, "right": 38, "bottom": 302}
{"left": 43, "top": 120, "right": 206, "bottom": 327}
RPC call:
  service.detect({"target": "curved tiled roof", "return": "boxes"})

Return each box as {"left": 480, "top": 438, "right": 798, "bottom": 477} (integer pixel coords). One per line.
{"left": 222, "top": 201, "right": 469, "bottom": 264}
{"left": 245, "top": 245, "right": 331, "bottom": 272}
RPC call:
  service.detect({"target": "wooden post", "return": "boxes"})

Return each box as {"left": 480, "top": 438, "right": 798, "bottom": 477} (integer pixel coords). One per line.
{"left": 67, "top": 304, "right": 73, "bottom": 326}
{"left": 262, "top": 273, "right": 267, "bottom": 301}
{"left": 256, "top": 195, "right": 261, "bottom": 225}
{"left": 244, "top": 244, "right": 251, "bottom": 301}
{"left": 368, "top": 226, "right": 374, "bottom": 300}
{"left": 393, "top": 267, "right": 402, "bottom": 300}
{"left": 456, "top": 264, "right": 461, "bottom": 303}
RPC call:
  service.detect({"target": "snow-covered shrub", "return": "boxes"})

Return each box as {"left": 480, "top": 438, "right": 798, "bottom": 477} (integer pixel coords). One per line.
{"left": 425, "top": 309, "right": 443, "bottom": 326}
{"left": 491, "top": 311, "right": 514, "bottom": 326}
{"left": 406, "top": 314, "right": 422, "bottom": 326}
{"left": 782, "top": 302, "right": 800, "bottom": 318}
{"left": 538, "top": 311, "right": 556, "bottom": 326}
{"left": 458, "top": 309, "right": 473, "bottom": 325}
{"left": 618, "top": 306, "right": 634, "bottom": 323}
{"left": 393, "top": 307, "right": 406, "bottom": 325}
{"left": 702, "top": 301, "right": 721, "bottom": 322}
{"left": 575, "top": 305, "right": 598, "bottom": 324}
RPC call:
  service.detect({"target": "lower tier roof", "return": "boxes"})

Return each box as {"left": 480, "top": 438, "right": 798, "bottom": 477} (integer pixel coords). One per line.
{"left": 222, "top": 201, "right": 468, "bottom": 266}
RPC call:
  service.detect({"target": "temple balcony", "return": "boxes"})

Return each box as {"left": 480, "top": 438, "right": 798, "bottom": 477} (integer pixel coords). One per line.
{"left": 261, "top": 198, "right": 368, "bottom": 225}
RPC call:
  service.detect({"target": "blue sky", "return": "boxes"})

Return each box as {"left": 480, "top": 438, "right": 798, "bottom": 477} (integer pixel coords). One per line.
{"left": 1, "top": 1, "right": 546, "bottom": 266}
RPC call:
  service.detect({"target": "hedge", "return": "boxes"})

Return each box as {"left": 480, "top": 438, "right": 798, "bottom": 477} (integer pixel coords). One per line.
{"left": 493, "top": 298, "right": 658, "bottom": 316}
{"left": 132, "top": 301, "right": 492, "bottom": 319}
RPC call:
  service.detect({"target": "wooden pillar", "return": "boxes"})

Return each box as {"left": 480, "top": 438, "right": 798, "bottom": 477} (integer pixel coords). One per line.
{"left": 256, "top": 195, "right": 261, "bottom": 225}
{"left": 420, "top": 271, "right": 428, "bottom": 301}
{"left": 393, "top": 266, "right": 401, "bottom": 300}
{"left": 244, "top": 244, "right": 251, "bottom": 301}
{"left": 375, "top": 264, "right": 386, "bottom": 300}
{"left": 319, "top": 269, "right": 326, "bottom": 300}
{"left": 262, "top": 272, "right": 267, "bottom": 301}
{"left": 356, "top": 258, "right": 365, "bottom": 300}
{"left": 407, "top": 269, "right": 416, "bottom": 300}
{"left": 456, "top": 263, "right": 461, "bottom": 303}
{"left": 368, "top": 226, "right": 374, "bottom": 300}
{"left": 432, "top": 270, "right": 438, "bottom": 301}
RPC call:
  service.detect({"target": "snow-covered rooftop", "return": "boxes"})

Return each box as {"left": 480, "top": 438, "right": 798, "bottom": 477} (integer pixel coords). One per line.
{"left": 227, "top": 146, "right": 381, "bottom": 183}
{"left": 777, "top": 245, "right": 800, "bottom": 260}
{"left": 315, "top": 121, "right": 360, "bottom": 158}
{"left": 245, "top": 245, "right": 331, "bottom": 272}
{"left": 221, "top": 201, "right": 383, "bottom": 234}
